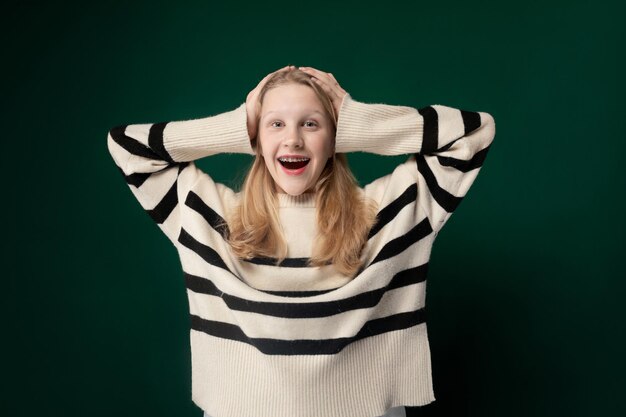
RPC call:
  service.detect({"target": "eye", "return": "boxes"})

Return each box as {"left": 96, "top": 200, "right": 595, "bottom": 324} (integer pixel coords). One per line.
{"left": 304, "top": 120, "right": 318, "bottom": 127}
{"left": 270, "top": 121, "right": 283, "bottom": 128}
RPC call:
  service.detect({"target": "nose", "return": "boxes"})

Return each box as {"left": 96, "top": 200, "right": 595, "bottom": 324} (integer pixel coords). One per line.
{"left": 283, "top": 126, "right": 304, "bottom": 149}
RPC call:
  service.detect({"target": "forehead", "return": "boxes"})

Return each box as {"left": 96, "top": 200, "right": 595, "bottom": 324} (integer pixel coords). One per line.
{"left": 261, "top": 84, "right": 325, "bottom": 116}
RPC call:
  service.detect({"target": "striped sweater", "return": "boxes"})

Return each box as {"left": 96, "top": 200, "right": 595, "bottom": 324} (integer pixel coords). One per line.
{"left": 106, "top": 93, "right": 496, "bottom": 417}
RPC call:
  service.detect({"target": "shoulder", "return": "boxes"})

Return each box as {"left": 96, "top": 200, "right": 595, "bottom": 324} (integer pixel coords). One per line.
{"left": 362, "top": 156, "right": 417, "bottom": 206}
{"left": 186, "top": 168, "right": 241, "bottom": 219}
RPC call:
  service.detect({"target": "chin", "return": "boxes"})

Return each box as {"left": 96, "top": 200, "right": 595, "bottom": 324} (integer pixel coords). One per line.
{"left": 281, "top": 187, "right": 308, "bottom": 196}
{"left": 276, "top": 180, "right": 317, "bottom": 196}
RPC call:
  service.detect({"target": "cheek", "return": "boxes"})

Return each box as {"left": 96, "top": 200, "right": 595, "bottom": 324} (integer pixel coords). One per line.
{"left": 262, "top": 153, "right": 275, "bottom": 172}
{"left": 258, "top": 139, "right": 271, "bottom": 160}
{"left": 321, "top": 137, "right": 334, "bottom": 159}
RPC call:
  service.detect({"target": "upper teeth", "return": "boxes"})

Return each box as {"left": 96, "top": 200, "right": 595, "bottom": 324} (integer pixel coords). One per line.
{"left": 279, "top": 157, "right": 309, "bottom": 162}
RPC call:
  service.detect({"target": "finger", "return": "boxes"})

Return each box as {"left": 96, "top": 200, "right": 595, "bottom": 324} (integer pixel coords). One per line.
{"left": 300, "top": 68, "right": 344, "bottom": 109}
{"left": 310, "top": 76, "right": 333, "bottom": 94}
{"left": 314, "top": 83, "right": 342, "bottom": 111}
{"left": 302, "top": 67, "right": 341, "bottom": 90}
{"left": 305, "top": 71, "right": 333, "bottom": 90}
{"left": 311, "top": 79, "right": 343, "bottom": 107}
{"left": 311, "top": 68, "right": 337, "bottom": 86}
{"left": 313, "top": 76, "right": 340, "bottom": 95}
{"left": 300, "top": 67, "right": 331, "bottom": 81}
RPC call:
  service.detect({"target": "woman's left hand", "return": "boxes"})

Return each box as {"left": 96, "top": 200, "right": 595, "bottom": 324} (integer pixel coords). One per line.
{"left": 299, "top": 66, "right": 347, "bottom": 122}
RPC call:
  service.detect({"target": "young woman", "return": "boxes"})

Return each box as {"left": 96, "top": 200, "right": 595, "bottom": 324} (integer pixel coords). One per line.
{"left": 107, "top": 65, "right": 496, "bottom": 417}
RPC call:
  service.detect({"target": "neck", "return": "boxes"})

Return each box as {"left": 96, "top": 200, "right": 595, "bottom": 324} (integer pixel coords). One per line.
{"left": 276, "top": 192, "right": 317, "bottom": 208}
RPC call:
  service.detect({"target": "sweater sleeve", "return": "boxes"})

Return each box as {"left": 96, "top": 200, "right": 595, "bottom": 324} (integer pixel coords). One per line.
{"left": 335, "top": 93, "right": 496, "bottom": 233}
{"left": 106, "top": 102, "right": 254, "bottom": 245}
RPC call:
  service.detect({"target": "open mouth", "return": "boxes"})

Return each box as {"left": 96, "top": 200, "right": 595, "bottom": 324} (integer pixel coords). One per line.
{"left": 278, "top": 157, "right": 311, "bottom": 170}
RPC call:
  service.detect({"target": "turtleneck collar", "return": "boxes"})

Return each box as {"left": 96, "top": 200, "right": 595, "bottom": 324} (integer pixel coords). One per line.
{"left": 277, "top": 192, "right": 317, "bottom": 208}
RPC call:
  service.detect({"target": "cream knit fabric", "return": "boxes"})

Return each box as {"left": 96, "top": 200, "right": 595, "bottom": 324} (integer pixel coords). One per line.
{"left": 107, "top": 92, "right": 496, "bottom": 417}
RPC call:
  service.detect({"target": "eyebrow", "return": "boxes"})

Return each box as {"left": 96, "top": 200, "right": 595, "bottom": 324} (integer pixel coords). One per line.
{"left": 262, "top": 110, "right": 325, "bottom": 119}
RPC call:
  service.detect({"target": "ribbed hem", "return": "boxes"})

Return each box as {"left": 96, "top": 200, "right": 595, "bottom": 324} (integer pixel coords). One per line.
{"left": 163, "top": 103, "right": 255, "bottom": 161}
{"left": 277, "top": 192, "right": 317, "bottom": 208}
{"left": 190, "top": 323, "right": 435, "bottom": 417}
{"left": 335, "top": 94, "right": 424, "bottom": 155}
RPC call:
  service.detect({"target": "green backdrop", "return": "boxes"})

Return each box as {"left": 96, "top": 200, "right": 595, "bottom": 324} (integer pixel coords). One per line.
{"left": 7, "top": 0, "right": 624, "bottom": 416}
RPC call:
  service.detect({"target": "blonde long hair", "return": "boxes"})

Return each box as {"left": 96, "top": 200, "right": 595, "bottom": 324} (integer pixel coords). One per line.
{"left": 225, "top": 69, "right": 378, "bottom": 278}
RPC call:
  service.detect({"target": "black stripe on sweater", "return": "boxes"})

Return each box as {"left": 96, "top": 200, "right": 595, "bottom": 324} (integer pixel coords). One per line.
{"left": 260, "top": 287, "right": 339, "bottom": 297}
{"left": 108, "top": 124, "right": 162, "bottom": 161}
{"left": 415, "top": 153, "right": 462, "bottom": 214}
{"left": 147, "top": 121, "right": 174, "bottom": 163}
{"left": 116, "top": 165, "right": 150, "bottom": 188}
{"left": 185, "top": 191, "right": 230, "bottom": 239}
{"left": 189, "top": 307, "right": 427, "bottom": 355}
{"left": 461, "top": 109, "right": 482, "bottom": 134}
{"left": 368, "top": 216, "right": 433, "bottom": 267}
{"left": 117, "top": 163, "right": 187, "bottom": 188}
{"left": 253, "top": 263, "right": 426, "bottom": 297}
{"left": 178, "top": 228, "right": 234, "bottom": 274}
{"left": 437, "top": 144, "right": 491, "bottom": 172}
{"left": 146, "top": 163, "right": 187, "bottom": 224}
{"left": 417, "top": 106, "right": 439, "bottom": 154}
{"left": 185, "top": 268, "right": 333, "bottom": 299}
{"left": 434, "top": 110, "right": 488, "bottom": 172}
{"left": 184, "top": 263, "right": 428, "bottom": 314}
{"left": 368, "top": 183, "right": 417, "bottom": 239}
{"left": 245, "top": 256, "right": 314, "bottom": 267}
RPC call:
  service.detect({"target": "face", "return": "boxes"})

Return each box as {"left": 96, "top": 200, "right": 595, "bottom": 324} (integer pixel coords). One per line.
{"left": 258, "top": 83, "right": 334, "bottom": 195}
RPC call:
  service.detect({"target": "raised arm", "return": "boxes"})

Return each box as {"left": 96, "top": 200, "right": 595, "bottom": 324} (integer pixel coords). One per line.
{"left": 106, "top": 103, "right": 254, "bottom": 245}
{"left": 107, "top": 66, "right": 301, "bottom": 246}
{"left": 334, "top": 92, "right": 496, "bottom": 233}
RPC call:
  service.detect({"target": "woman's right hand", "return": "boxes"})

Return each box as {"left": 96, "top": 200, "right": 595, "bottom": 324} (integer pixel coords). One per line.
{"left": 246, "top": 65, "right": 295, "bottom": 145}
